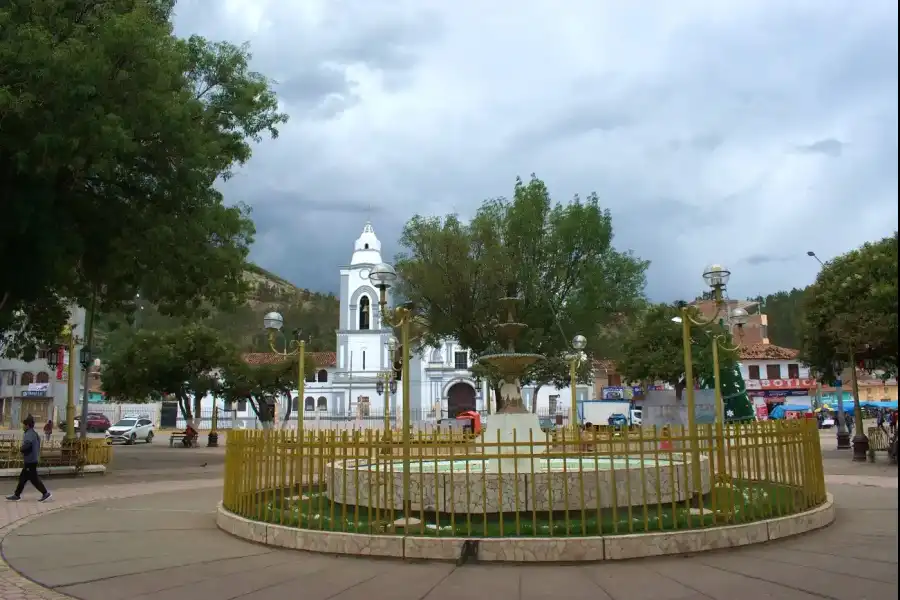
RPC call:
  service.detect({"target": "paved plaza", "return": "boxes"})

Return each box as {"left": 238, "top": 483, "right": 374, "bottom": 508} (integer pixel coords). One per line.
{"left": 0, "top": 434, "right": 895, "bottom": 600}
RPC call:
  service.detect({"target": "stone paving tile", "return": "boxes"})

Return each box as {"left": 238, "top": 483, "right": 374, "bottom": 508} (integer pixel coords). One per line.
{"left": 0, "top": 478, "right": 223, "bottom": 600}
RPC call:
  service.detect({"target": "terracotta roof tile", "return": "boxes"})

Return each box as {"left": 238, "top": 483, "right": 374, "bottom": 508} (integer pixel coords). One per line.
{"left": 592, "top": 359, "right": 617, "bottom": 372}
{"left": 241, "top": 352, "right": 337, "bottom": 368}
{"left": 739, "top": 343, "right": 799, "bottom": 361}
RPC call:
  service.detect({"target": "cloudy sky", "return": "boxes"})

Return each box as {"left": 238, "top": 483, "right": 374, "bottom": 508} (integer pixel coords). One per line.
{"left": 172, "top": 0, "right": 898, "bottom": 302}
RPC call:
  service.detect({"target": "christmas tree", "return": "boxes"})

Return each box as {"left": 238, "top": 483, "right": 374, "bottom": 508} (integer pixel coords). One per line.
{"left": 699, "top": 363, "right": 755, "bottom": 423}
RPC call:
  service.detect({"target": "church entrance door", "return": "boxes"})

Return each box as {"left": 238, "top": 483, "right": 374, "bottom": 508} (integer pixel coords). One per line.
{"left": 447, "top": 383, "right": 476, "bottom": 418}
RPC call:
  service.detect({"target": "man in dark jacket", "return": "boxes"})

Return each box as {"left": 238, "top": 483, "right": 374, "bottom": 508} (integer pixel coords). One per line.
{"left": 6, "top": 415, "right": 52, "bottom": 502}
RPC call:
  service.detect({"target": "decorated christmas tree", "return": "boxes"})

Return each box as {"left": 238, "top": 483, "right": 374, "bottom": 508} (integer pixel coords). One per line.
{"left": 699, "top": 363, "right": 755, "bottom": 423}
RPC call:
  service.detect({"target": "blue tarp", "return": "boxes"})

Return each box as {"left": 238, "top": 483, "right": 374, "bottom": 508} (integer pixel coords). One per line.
{"left": 769, "top": 404, "right": 812, "bottom": 419}
{"left": 773, "top": 400, "right": 898, "bottom": 418}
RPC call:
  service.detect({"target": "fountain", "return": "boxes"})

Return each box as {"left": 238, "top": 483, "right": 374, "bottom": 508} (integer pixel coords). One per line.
{"left": 477, "top": 294, "right": 545, "bottom": 474}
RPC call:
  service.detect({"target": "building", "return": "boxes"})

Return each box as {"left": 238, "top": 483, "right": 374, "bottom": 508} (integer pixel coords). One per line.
{"left": 0, "top": 305, "right": 88, "bottom": 426}
{"left": 738, "top": 343, "right": 815, "bottom": 414}
{"left": 692, "top": 299, "right": 769, "bottom": 345}
{"left": 235, "top": 222, "right": 590, "bottom": 424}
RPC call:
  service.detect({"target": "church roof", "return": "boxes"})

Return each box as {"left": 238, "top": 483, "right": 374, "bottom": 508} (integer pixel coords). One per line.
{"left": 738, "top": 343, "right": 800, "bottom": 360}
{"left": 242, "top": 352, "right": 337, "bottom": 368}
{"left": 350, "top": 221, "right": 382, "bottom": 266}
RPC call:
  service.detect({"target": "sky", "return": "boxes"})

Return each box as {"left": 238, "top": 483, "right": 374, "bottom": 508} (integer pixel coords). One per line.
{"left": 172, "top": 0, "right": 898, "bottom": 302}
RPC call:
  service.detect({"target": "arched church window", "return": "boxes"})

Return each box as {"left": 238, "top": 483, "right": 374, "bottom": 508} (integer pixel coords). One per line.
{"left": 317, "top": 396, "right": 327, "bottom": 410}
{"left": 304, "top": 396, "right": 315, "bottom": 411}
{"left": 364, "top": 243, "right": 369, "bottom": 249}
{"left": 317, "top": 369, "right": 328, "bottom": 382}
{"left": 430, "top": 348, "right": 442, "bottom": 363}
{"left": 359, "top": 296, "right": 370, "bottom": 330}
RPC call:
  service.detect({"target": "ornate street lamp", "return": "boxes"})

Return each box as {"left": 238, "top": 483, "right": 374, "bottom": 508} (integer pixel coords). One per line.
{"left": 260, "top": 312, "right": 306, "bottom": 443}
{"left": 569, "top": 334, "right": 587, "bottom": 430}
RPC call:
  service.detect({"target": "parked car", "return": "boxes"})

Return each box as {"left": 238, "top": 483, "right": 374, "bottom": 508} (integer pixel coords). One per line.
{"left": 60, "top": 412, "right": 110, "bottom": 433}
{"left": 106, "top": 416, "right": 154, "bottom": 445}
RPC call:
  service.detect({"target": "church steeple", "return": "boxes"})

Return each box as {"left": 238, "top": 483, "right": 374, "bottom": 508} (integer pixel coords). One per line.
{"left": 350, "top": 221, "right": 382, "bottom": 266}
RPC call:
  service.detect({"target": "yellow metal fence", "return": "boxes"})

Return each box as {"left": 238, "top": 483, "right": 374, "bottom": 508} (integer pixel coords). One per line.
{"left": 223, "top": 420, "right": 825, "bottom": 538}
{"left": 0, "top": 437, "right": 112, "bottom": 468}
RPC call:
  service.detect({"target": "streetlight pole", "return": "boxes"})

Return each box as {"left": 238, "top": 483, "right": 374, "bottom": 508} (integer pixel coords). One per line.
{"left": 676, "top": 264, "right": 733, "bottom": 504}
{"left": 46, "top": 325, "right": 80, "bottom": 442}
{"left": 263, "top": 313, "right": 305, "bottom": 435}
{"left": 709, "top": 307, "right": 748, "bottom": 481}
{"left": 569, "top": 334, "right": 587, "bottom": 431}
{"left": 368, "top": 262, "right": 418, "bottom": 529}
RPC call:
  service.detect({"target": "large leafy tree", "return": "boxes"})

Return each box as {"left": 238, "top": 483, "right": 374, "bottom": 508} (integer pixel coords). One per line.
{"left": 801, "top": 233, "right": 899, "bottom": 394}
{"left": 618, "top": 303, "right": 740, "bottom": 397}
{"left": 395, "top": 175, "right": 648, "bottom": 410}
{"left": 747, "top": 288, "right": 808, "bottom": 349}
{"left": 101, "top": 324, "right": 237, "bottom": 421}
{"left": 220, "top": 359, "right": 309, "bottom": 428}
{"left": 0, "top": 0, "right": 287, "bottom": 357}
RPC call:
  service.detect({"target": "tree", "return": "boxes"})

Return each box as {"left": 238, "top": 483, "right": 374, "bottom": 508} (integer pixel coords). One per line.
{"left": 618, "top": 303, "right": 740, "bottom": 398}
{"left": 395, "top": 175, "right": 648, "bottom": 410}
{"left": 801, "top": 233, "right": 899, "bottom": 396}
{"left": 747, "top": 288, "right": 808, "bottom": 349}
{"left": 0, "top": 1, "right": 288, "bottom": 357}
{"left": 220, "top": 359, "right": 310, "bottom": 429}
{"left": 101, "top": 324, "right": 236, "bottom": 421}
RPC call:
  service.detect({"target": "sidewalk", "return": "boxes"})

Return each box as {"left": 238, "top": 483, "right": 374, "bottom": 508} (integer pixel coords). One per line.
{"left": 0, "top": 476, "right": 896, "bottom": 600}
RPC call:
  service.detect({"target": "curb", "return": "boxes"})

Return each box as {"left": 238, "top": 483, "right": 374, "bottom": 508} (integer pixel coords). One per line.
{"left": 216, "top": 494, "right": 835, "bottom": 562}
{"left": 0, "top": 465, "right": 106, "bottom": 479}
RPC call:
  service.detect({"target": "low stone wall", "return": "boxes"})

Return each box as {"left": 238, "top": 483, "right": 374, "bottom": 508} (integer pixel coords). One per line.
{"left": 217, "top": 493, "right": 834, "bottom": 562}
{"left": 325, "top": 457, "right": 711, "bottom": 513}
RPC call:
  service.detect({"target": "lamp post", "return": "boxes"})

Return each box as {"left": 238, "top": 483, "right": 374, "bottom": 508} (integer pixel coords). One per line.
{"left": 368, "top": 261, "right": 417, "bottom": 528}
{"left": 677, "top": 264, "right": 733, "bottom": 503}
{"left": 569, "top": 334, "right": 587, "bottom": 431}
{"left": 708, "top": 307, "right": 749, "bottom": 480}
{"left": 46, "top": 325, "right": 81, "bottom": 442}
{"left": 832, "top": 361, "right": 850, "bottom": 449}
{"left": 263, "top": 313, "right": 306, "bottom": 436}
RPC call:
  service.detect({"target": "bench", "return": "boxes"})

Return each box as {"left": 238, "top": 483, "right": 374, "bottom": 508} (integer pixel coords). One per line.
{"left": 866, "top": 427, "right": 892, "bottom": 462}
{"left": 169, "top": 432, "right": 199, "bottom": 448}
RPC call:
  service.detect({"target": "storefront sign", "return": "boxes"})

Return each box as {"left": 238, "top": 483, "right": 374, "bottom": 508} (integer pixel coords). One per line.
{"left": 755, "top": 404, "right": 769, "bottom": 420}
{"left": 23, "top": 383, "right": 49, "bottom": 397}
{"left": 748, "top": 389, "right": 810, "bottom": 398}
{"left": 602, "top": 386, "right": 625, "bottom": 400}
{"left": 745, "top": 378, "right": 816, "bottom": 391}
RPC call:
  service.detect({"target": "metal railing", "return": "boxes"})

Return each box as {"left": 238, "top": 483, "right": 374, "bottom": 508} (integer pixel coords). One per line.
{"left": 223, "top": 419, "right": 825, "bottom": 537}
{"left": 0, "top": 437, "right": 112, "bottom": 468}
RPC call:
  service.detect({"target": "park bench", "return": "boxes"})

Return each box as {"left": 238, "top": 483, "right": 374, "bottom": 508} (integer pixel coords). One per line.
{"left": 169, "top": 432, "right": 199, "bottom": 448}
{"left": 866, "top": 427, "right": 892, "bottom": 462}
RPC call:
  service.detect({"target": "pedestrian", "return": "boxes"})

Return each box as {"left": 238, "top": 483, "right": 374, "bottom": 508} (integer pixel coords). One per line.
{"left": 43, "top": 419, "right": 53, "bottom": 443}
{"left": 877, "top": 410, "right": 888, "bottom": 436}
{"left": 6, "top": 415, "right": 52, "bottom": 502}
{"left": 890, "top": 410, "right": 897, "bottom": 437}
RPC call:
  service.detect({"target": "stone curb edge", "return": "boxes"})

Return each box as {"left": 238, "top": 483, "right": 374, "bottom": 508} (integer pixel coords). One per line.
{"left": 216, "top": 493, "right": 835, "bottom": 562}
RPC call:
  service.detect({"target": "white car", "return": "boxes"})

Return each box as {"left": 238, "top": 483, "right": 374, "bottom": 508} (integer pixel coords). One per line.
{"left": 106, "top": 417, "right": 154, "bottom": 445}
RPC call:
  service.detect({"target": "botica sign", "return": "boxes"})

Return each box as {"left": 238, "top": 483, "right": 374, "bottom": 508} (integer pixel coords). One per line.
{"left": 745, "top": 378, "right": 816, "bottom": 391}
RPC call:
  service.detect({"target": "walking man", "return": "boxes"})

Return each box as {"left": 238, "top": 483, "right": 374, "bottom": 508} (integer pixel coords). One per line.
{"left": 6, "top": 415, "right": 52, "bottom": 502}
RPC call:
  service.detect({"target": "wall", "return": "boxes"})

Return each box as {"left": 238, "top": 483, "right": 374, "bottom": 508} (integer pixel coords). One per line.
{"left": 739, "top": 360, "right": 809, "bottom": 381}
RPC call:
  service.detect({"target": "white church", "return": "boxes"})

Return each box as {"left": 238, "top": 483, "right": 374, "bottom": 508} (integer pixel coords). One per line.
{"left": 230, "top": 222, "right": 591, "bottom": 427}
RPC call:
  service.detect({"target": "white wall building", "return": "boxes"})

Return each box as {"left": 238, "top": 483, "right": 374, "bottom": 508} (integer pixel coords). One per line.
{"left": 0, "top": 305, "right": 88, "bottom": 426}
{"left": 225, "top": 222, "right": 590, "bottom": 428}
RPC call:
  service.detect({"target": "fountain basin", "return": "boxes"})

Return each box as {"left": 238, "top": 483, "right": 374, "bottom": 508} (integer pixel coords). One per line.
{"left": 325, "top": 455, "right": 711, "bottom": 514}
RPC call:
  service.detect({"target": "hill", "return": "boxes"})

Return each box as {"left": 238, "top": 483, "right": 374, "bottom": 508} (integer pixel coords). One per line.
{"left": 94, "top": 263, "right": 339, "bottom": 357}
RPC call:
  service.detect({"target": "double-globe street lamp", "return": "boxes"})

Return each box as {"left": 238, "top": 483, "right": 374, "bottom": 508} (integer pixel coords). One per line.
{"left": 674, "top": 264, "right": 739, "bottom": 501}
{"left": 375, "top": 335, "right": 399, "bottom": 433}
{"left": 263, "top": 312, "right": 307, "bottom": 435}
{"left": 45, "top": 325, "right": 92, "bottom": 442}
{"left": 367, "top": 261, "right": 419, "bottom": 527}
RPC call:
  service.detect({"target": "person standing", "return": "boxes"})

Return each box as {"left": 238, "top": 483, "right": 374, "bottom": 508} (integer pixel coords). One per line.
{"left": 6, "top": 415, "right": 52, "bottom": 502}
{"left": 43, "top": 419, "right": 53, "bottom": 443}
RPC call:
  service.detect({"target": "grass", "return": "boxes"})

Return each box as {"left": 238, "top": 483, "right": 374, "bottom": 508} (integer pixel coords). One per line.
{"left": 244, "top": 479, "right": 808, "bottom": 538}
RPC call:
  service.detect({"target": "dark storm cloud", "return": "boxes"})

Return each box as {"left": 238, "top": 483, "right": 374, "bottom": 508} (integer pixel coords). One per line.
{"left": 796, "top": 139, "right": 845, "bottom": 157}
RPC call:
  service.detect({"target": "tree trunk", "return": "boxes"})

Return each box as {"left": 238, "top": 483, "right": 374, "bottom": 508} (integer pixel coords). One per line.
{"left": 176, "top": 392, "right": 192, "bottom": 421}
{"left": 530, "top": 384, "right": 544, "bottom": 413}
{"left": 282, "top": 391, "right": 293, "bottom": 429}
{"left": 192, "top": 393, "right": 203, "bottom": 426}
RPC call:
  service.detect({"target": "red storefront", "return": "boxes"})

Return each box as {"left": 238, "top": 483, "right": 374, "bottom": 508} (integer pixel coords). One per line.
{"left": 746, "top": 378, "right": 817, "bottom": 417}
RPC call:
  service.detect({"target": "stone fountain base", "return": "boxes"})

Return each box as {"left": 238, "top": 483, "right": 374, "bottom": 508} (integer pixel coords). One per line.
{"left": 481, "top": 412, "right": 543, "bottom": 474}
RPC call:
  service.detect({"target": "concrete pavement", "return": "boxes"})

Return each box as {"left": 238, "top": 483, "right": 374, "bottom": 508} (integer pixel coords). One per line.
{"left": 0, "top": 473, "right": 896, "bottom": 600}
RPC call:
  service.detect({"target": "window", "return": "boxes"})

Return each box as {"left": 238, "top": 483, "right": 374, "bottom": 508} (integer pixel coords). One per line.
{"left": 317, "top": 396, "right": 327, "bottom": 411}
{"left": 237, "top": 400, "right": 248, "bottom": 412}
{"left": 304, "top": 397, "right": 315, "bottom": 411}
{"left": 607, "top": 373, "right": 622, "bottom": 386}
{"left": 364, "top": 243, "right": 369, "bottom": 249}
{"left": 362, "top": 351, "right": 366, "bottom": 370}
{"left": 454, "top": 351, "right": 468, "bottom": 370}
{"left": 748, "top": 365, "right": 761, "bottom": 380}
{"left": 36, "top": 372, "right": 49, "bottom": 384}
{"left": 430, "top": 349, "right": 442, "bottom": 363}
{"left": 787, "top": 363, "right": 800, "bottom": 379}
{"left": 224, "top": 400, "right": 234, "bottom": 411}
{"left": 317, "top": 369, "right": 328, "bottom": 382}
{"left": 761, "top": 324, "right": 768, "bottom": 340}
{"left": 305, "top": 371, "right": 315, "bottom": 382}
{"left": 291, "top": 397, "right": 299, "bottom": 411}
{"left": 359, "top": 296, "right": 370, "bottom": 330}
{"left": 4, "top": 371, "right": 14, "bottom": 385}
{"left": 357, "top": 397, "right": 370, "bottom": 417}
{"left": 766, "top": 364, "right": 781, "bottom": 379}
{"left": 20, "top": 372, "right": 34, "bottom": 386}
